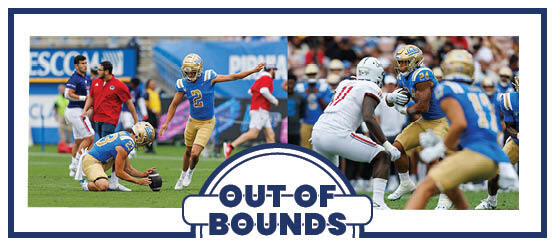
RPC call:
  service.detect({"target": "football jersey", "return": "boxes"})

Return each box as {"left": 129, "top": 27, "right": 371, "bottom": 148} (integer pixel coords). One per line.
{"left": 435, "top": 81, "right": 509, "bottom": 164}
{"left": 314, "top": 79, "right": 382, "bottom": 132}
{"left": 88, "top": 131, "right": 135, "bottom": 164}
{"left": 398, "top": 66, "right": 445, "bottom": 120}
{"left": 499, "top": 92, "right": 519, "bottom": 145}
{"left": 250, "top": 71, "right": 274, "bottom": 111}
{"left": 175, "top": 69, "right": 217, "bottom": 120}
{"left": 497, "top": 83, "right": 514, "bottom": 94}
{"left": 294, "top": 81, "right": 333, "bottom": 125}
{"left": 65, "top": 71, "right": 91, "bottom": 108}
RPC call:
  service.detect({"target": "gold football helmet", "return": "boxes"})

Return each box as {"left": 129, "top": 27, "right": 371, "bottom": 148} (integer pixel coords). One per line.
{"left": 394, "top": 45, "right": 424, "bottom": 77}
{"left": 304, "top": 64, "right": 320, "bottom": 84}
{"left": 132, "top": 122, "right": 156, "bottom": 146}
{"left": 481, "top": 76, "right": 496, "bottom": 96}
{"left": 513, "top": 72, "right": 519, "bottom": 92}
{"left": 498, "top": 66, "right": 513, "bottom": 85}
{"left": 432, "top": 67, "right": 443, "bottom": 82}
{"left": 441, "top": 49, "right": 475, "bottom": 83}
{"left": 328, "top": 59, "right": 344, "bottom": 75}
{"left": 181, "top": 53, "right": 203, "bottom": 82}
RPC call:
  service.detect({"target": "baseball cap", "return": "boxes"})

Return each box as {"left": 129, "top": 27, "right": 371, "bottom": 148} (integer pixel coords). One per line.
{"left": 265, "top": 64, "right": 278, "bottom": 70}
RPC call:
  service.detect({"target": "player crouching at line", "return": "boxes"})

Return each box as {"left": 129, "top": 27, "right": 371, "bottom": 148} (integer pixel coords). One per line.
{"left": 311, "top": 57, "right": 401, "bottom": 210}
{"left": 79, "top": 122, "right": 156, "bottom": 191}
{"left": 404, "top": 50, "right": 518, "bottom": 209}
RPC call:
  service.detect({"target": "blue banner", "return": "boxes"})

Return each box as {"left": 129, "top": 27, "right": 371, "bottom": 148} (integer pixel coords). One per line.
{"left": 153, "top": 39, "right": 287, "bottom": 99}
{"left": 30, "top": 48, "right": 137, "bottom": 81}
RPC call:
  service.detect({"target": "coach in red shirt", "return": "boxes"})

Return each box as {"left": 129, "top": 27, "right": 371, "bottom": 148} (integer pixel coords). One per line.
{"left": 81, "top": 61, "right": 138, "bottom": 138}
{"left": 223, "top": 64, "right": 279, "bottom": 158}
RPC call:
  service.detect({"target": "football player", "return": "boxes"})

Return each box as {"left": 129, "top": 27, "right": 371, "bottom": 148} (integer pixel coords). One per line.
{"left": 311, "top": 57, "right": 401, "bottom": 210}
{"left": 404, "top": 50, "right": 518, "bottom": 209}
{"left": 475, "top": 73, "right": 519, "bottom": 209}
{"left": 65, "top": 55, "right": 95, "bottom": 177}
{"left": 79, "top": 122, "right": 156, "bottom": 191}
{"left": 385, "top": 45, "right": 452, "bottom": 208}
{"left": 497, "top": 66, "right": 515, "bottom": 93}
{"left": 160, "top": 53, "right": 265, "bottom": 190}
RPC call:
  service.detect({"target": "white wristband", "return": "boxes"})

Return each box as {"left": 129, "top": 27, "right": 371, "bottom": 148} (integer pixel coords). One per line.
{"left": 383, "top": 141, "right": 394, "bottom": 151}
{"left": 79, "top": 95, "right": 86, "bottom": 101}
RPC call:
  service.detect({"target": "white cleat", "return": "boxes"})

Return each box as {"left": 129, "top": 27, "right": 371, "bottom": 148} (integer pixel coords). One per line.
{"left": 108, "top": 182, "right": 132, "bottom": 192}
{"left": 475, "top": 199, "right": 497, "bottom": 210}
{"left": 182, "top": 171, "right": 193, "bottom": 187}
{"left": 372, "top": 202, "right": 391, "bottom": 210}
{"left": 174, "top": 177, "right": 184, "bottom": 190}
{"left": 387, "top": 181, "right": 416, "bottom": 200}
{"left": 69, "top": 163, "right": 77, "bottom": 177}
{"left": 435, "top": 197, "right": 453, "bottom": 210}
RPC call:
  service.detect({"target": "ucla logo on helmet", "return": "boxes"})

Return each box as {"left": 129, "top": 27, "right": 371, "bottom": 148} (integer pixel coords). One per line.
{"left": 406, "top": 47, "right": 419, "bottom": 56}
{"left": 145, "top": 126, "right": 153, "bottom": 139}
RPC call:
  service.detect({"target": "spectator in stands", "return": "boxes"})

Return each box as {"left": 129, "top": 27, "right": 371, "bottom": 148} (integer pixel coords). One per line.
{"left": 145, "top": 79, "right": 161, "bottom": 153}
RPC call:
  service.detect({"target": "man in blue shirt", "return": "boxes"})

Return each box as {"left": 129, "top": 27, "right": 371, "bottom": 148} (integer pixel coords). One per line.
{"left": 65, "top": 55, "right": 95, "bottom": 178}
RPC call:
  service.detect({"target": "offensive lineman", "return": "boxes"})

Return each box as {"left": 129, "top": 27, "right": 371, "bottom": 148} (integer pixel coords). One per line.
{"left": 311, "top": 57, "right": 401, "bottom": 210}
{"left": 160, "top": 53, "right": 265, "bottom": 190}
{"left": 405, "top": 49, "right": 518, "bottom": 209}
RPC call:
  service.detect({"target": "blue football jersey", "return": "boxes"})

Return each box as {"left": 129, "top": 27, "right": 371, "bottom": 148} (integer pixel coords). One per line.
{"left": 398, "top": 67, "right": 445, "bottom": 120}
{"left": 294, "top": 81, "right": 333, "bottom": 125}
{"left": 497, "top": 83, "right": 514, "bottom": 94}
{"left": 499, "top": 92, "right": 519, "bottom": 145}
{"left": 435, "top": 81, "right": 509, "bottom": 164}
{"left": 175, "top": 69, "right": 217, "bottom": 120}
{"left": 65, "top": 71, "right": 91, "bottom": 108}
{"left": 88, "top": 131, "right": 135, "bottom": 163}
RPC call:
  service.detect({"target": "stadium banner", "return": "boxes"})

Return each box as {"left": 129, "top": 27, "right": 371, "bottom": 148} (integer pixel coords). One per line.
{"left": 153, "top": 39, "right": 287, "bottom": 99}
{"left": 29, "top": 48, "right": 137, "bottom": 82}
{"left": 29, "top": 95, "right": 61, "bottom": 144}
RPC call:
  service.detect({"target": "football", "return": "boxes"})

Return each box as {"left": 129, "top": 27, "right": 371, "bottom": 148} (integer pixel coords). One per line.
{"left": 399, "top": 88, "right": 411, "bottom": 106}
{"left": 148, "top": 169, "right": 163, "bottom": 192}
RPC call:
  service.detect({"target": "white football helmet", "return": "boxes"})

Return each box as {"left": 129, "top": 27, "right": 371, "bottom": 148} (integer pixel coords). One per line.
{"left": 356, "top": 57, "right": 385, "bottom": 87}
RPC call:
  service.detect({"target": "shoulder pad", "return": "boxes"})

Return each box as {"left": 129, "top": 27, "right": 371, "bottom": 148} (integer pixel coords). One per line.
{"left": 411, "top": 67, "right": 434, "bottom": 83}
{"left": 204, "top": 69, "right": 217, "bottom": 82}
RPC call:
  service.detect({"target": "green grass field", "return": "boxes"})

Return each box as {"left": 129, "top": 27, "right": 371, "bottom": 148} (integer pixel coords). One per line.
{"left": 28, "top": 145, "right": 518, "bottom": 209}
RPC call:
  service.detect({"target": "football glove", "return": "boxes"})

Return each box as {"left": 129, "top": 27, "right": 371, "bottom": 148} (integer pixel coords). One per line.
{"left": 498, "top": 162, "right": 518, "bottom": 189}
{"left": 386, "top": 88, "right": 409, "bottom": 105}
{"left": 383, "top": 141, "right": 401, "bottom": 161}
{"left": 419, "top": 142, "right": 446, "bottom": 163}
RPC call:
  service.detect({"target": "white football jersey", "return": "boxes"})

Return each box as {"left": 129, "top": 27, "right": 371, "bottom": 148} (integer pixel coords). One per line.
{"left": 314, "top": 79, "right": 383, "bottom": 132}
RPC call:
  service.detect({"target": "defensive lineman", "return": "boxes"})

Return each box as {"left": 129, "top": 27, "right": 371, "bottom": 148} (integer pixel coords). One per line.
{"left": 311, "top": 57, "right": 401, "bottom": 210}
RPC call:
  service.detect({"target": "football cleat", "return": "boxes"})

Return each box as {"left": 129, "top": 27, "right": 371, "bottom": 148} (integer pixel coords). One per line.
{"left": 435, "top": 194, "right": 453, "bottom": 210}
{"left": 69, "top": 162, "right": 77, "bottom": 177}
{"left": 372, "top": 201, "right": 391, "bottom": 210}
{"left": 387, "top": 180, "right": 416, "bottom": 200}
{"left": 475, "top": 199, "right": 497, "bottom": 210}
{"left": 182, "top": 171, "right": 193, "bottom": 187}
{"left": 223, "top": 142, "right": 233, "bottom": 159}
{"left": 174, "top": 177, "right": 184, "bottom": 190}
{"left": 108, "top": 182, "right": 132, "bottom": 192}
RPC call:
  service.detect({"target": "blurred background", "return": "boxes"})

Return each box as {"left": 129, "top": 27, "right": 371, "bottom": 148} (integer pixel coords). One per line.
{"left": 287, "top": 36, "right": 519, "bottom": 192}
{"left": 29, "top": 36, "right": 288, "bottom": 157}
